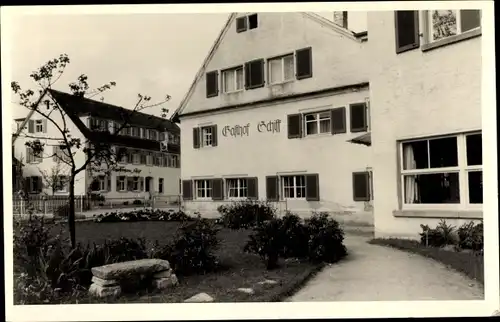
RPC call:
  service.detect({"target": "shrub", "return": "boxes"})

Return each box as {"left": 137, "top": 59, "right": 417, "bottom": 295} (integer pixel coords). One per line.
{"left": 218, "top": 200, "right": 276, "bottom": 229}
{"left": 279, "top": 212, "right": 309, "bottom": 259}
{"left": 457, "top": 221, "right": 483, "bottom": 251}
{"left": 93, "top": 209, "right": 193, "bottom": 223}
{"left": 151, "top": 218, "right": 220, "bottom": 275}
{"left": 90, "top": 194, "right": 105, "bottom": 202}
{"left": 133, "top": 199, "right": 143, "bottom": 205}
{"left": 123, "top": 201, "right": 129, "bottom": 206}
{"left": 419, "top": 220, "right": 458, "bottom": 247}
{"left": 54, "top": 204, "right": 71, "bottom": 218}
{"left": 306, "top": 212, "right": 347, "bottom": 263}
{"left": 243, "top": 218, "right": 283, "bottom": 270}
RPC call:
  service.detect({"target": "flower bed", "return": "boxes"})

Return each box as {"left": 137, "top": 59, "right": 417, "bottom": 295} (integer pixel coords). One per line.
{"left": 93, "top": 209, "right": 193, "bottom": 223}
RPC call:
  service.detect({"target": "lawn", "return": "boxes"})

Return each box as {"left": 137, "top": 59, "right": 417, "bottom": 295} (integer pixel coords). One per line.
{"left": 25, "top": 220, "right": 324, "bottom": 303}
{"left": 369, "top": 238, "right": 484, "bottom": 284}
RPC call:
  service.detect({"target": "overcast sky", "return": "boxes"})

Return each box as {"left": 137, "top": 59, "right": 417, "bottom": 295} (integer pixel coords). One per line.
{"left": 7, "top": 11, "right": 366, "bottom": 120}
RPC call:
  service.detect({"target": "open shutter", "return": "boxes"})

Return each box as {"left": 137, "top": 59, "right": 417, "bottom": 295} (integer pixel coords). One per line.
{"left": 244, "top": 59, "right": 265, "bottom": 90}
{"left": 116, "top": 176, "right": 120, "bottom": 191}
{"left": 394, "top": 11, "right": 420, "bottom": 54}
{"left": 42, "top": 119, "right": 47, "bottom": 133}
{"left": 212, "top": 178, "right": 224, "bottom": 200}
{"left": 28, "top": 120, "right": 34, "bottom": 133}
{"left": 37, "top": 176, "right": 43, "bottom": 192}
{"left": 295, "top": 47, "right": 313, "bottom": 80}
{"left": 353, "top": 172, "right": 370, "bottom": 201}
{"left": 287, "top": 114, "right": 302, "bottom": 139}
{"left": 107, "top": 176, "right": 112, "bottom": 192}
{"left": 206, "top": 71, "right": 219, "bottom": 98}
{"left": 139, "top": 177, "right": 144, "bottom": 191}
{"left": 247, "top": 177, "right": 258, "bottom": 200}
{"left": 212, "top": 125, "right": 218, "bottom": 147}
{"left": 305, "top": 174, "right": 320, "bottom": 201}
{"left": 193, "top": 127, "right": 200, "bottom": 149}
{"left": 182, "top": 180, "right": 193, "bottom": 200}
{"left": 350, "top": 103, "right": 368, "bottom": 133}
{"left": 266, "top": 176, "right": 279, "bottom": 201}
{"left": 236, "top": 16, "right": 247, "bottom": 33}
{"left": 331, "top": 107, "right": 346, "bottom": 134}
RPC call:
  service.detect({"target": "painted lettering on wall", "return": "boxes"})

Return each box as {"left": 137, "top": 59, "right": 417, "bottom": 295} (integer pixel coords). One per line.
{"left": 222, "top": 124, "right": 250, "bottom": 137}
{"left": 257, "top": 119, "right": 281, "bottom": 134}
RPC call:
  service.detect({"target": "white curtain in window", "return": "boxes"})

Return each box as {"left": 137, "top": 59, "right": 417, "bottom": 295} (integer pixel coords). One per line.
{"left": 269, "top": 59, "right": 282, "bottom": 84}
{"left": 403, "top": 144, "right": 418, "bottom": 204}
{"left": 228, "top": 179, "right": 237, "bottom": 197}
{"left": 224, "top": 71, "right": 235, "bottom": 92}
{"left": 283, "top": 56, "right": 294, "bottom": 81}
{"left": 235, "top": 68, "right": 244, "bottom": 90}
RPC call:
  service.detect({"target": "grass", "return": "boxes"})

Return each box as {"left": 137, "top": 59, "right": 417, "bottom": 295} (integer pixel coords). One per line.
{"left": 369, "top": 238, "right": 484, "bottom": 284}
{"left": 16, "top": 220, "right": 324, "bottom": 303}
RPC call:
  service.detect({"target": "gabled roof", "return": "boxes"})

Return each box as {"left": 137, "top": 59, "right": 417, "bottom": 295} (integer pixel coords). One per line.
{"left": 170, "top": 12, "right": 367, "bottom": 122}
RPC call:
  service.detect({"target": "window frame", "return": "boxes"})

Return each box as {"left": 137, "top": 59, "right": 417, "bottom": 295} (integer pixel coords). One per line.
{"left": 427, "top": 9, "right": 481, "bottom": 43}
{"left": 54, "top": 175, "right": 69, "bottom": 193}
{"left": 117, "top": 176, "right": 126, "bottom": 192}
{"left": 281, "top": 175, "right": 307, "bottom": 200}
{"left": 222, "top": 66, "right": 244, "bottom": 93}
{"left": 267, "top": 53, "right": 295, "bottom": 85}
{"left": 201, "top": 126, "right": 214, "bottom": 147}
{"left": 399, "top": 131, "right": 482, "bottom": 210}
{"left": 132, "top": 177, "right": 140, "bottom": 192}
{"left": 226, "top": 178, "right": 249, "bottom": 200}
{"left": 303, "top": 110, "right": 332, "bottom": 137}
{"left": 195, "top": 179, "right": 213, "bottom": 200}
{"left": 35, "top": 119, "right": 44, "bottom": 133}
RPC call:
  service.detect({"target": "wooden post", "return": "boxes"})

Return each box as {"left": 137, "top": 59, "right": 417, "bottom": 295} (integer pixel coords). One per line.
{"left": 20, "top": 199, "right": 24, "bottom": 215}
{"left": 44, "top": 200, "right": 47, "bottom": 215}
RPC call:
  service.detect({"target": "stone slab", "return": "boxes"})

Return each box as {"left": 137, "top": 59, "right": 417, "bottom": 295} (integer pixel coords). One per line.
{"left": 237, "top": 288, "right": 254, "bottom": 294}
{"left": 257, "top": 279, "right": 278, "bottom": 285}
{"left": 91, "top": 259, "right": 170, "bottom": 280}
{"left": 184, "top": 292, "right": 214, "bottom": 303}
{"left": 88, "top": 283, "right": 121, "bottom": 298}
{"left": 152, "top": 275, "right": 178, "bottom": 290}
{"left": 91, "top": 276, "right": 119, "bottom": 287}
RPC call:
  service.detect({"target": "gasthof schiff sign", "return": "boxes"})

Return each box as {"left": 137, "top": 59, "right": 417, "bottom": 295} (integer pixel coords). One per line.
{"left": 222, "top": 119, "right": 282, "bottom": 138}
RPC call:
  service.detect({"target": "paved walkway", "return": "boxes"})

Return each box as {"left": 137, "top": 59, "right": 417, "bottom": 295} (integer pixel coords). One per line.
{"left": 287, "top": 234, "right": 484, "bottom": 301}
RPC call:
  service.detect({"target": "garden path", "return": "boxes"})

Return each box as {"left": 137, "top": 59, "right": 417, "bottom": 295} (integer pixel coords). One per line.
{"left": 287, "top": 234, "right": 484, "bottom": 301}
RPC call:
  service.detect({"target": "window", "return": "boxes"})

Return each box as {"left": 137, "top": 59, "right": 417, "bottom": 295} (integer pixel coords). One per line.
{"left": 236, "top": 14, "right": 257, "bottom": 33}
{"left": 155, "top": 153, "right": 163, "bottom": 167}
{"left": 55, "top": 176, "right": 68, "bottom": 193}
{"left": 248, "top": 13, "right": 258, "bottom": 29}
{"left": 159, "top": 178, "right": 164, "bottom": 194}
{"left": 350, "top": 103, "right": 368, "bottom": 132}
{"left": 28, "top": 119, "right": 46, "bottom": 133}
{"left": 394, "top": 11, "right": 420, "bottom": 53}
{"left": 35, "top": 120, "right": 44, "bottom": 133}
{"left": 133, "top": 151, "right": 140, "bottom": 165}
{"left": 131, "top": 127, "right": 140, "bottom": 137}
{"left": 91, "top": 175, "right": 106, "bottom": 192}
{"left": 236, "top": 16, "right": 248, "bottom": 33}
{"left": 222, "top": 67, "right": 244, "bottom": 93}
{"left": 149, "top": 130, "right": 158, "bottom": 141}
{"left": 282, "top": 175, "right": 306, "bottom": 199}
{"left": 201, "top": 126, "right": 213, "bottom": 147}
{"left": 26, "top": 146, "right": 42, "bottom": 164}
{"left": 159, "top": 132, "right": 165, "bottom": 141}
{"left": 295, "top": 47, "right": 313, "bottom": 80}
{"left": 28, "top": 176, "right": 42, "bottom": 193}
{"left": 304, "top": 111, "right": 331, "bottom": 136}
{"left": 226, "top": 178, "right": 248, "bottom": 198}
{"left": 146, "top": 152, "right": 153, "bottom": 166}
{"left": 132, "top": 177, "right": 140, "bottom": 191}
{"left": 53, "top": 145, "right": 71, "bottom": 163}
{"left": 206, "top": 70, "right": 219, "bottom": 98}
{"left": 353, "top": 172, "right": 371, "bottom": 201}
{"left": 268, "top": 54, "right": 294, "bottom": 85}
{"left": 400, "top": 132, "right": 482, "bottom": 206}
{"left": 244, "top": 59, "right": 265, "bottom": 89}
{"left": 171, "top": 154, "right": 179, "bottom": 168}
{"left": 428, "top": 10, "right": 481, "bottom": 42}
{"left": 117, "top": 176, "right": 126, "bottom": 192}
{"left": 196, "top": 180, "right": 212, "bottom": 199}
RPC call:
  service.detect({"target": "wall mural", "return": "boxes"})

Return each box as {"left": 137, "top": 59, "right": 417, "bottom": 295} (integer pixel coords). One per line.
{"left": 222, "top": 119, "right": 282, "bottom": 138}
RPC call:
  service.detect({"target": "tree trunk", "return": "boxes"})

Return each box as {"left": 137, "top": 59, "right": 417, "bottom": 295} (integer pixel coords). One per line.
{"left": 68, "top": 175, "right": 76, "bottom": 248}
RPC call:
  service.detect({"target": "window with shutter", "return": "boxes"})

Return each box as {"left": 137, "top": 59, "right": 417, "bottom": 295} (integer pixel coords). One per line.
{"left": 331, "top": 107, "right": 347, "bottom": 134}
{"left": 206, "top": 71, "right": 219, "bottom": 98}
{"left": 193, "top": 127, "right": 200, "bottom": 149}
{"left": 212, "top": 178, "right": 224, "bottom": 200}
{"left": 182, "top": 180, "right": 193, "bottom": 200}
{"left": 266, "top": 176, "right": 279, "bottom": 201}
{"left": 305, "top": 174, "right": 320, "bottom": 201}
{"left": 287, "top": 114, "right": 302, "bottom": 139}
{"left": 295, "top": 47, "right": 313, "bottom": 80}
{"left": 248, "top": 13, "right": 258, "bottom": 29}
{"left": 140, "top": 152, "right": 147, "bottom": 164}
{"left": 236, "top": 16, "right": 247, "bottom": 33}
{"left": 244, "top": 59, "right": 265, "bottom": 89}
{"left": 350, "top": 103, "right": 368, "bottom": 133}
{"left": 353, "top": 172, "right": 370, "bottom": 201}
{"left": 395, "top": 11, "right": 420, "bottom": 53}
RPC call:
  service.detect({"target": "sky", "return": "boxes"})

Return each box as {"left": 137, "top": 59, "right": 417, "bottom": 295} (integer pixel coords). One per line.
{"left": 7, "top": 11, "right": 366, "bottom": 121}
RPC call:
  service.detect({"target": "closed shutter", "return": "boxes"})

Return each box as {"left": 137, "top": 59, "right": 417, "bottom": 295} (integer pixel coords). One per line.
{"left": 107, "top": 176, "right": 112, "bottom": 192}
{"left": 287, "top": 114, "right": 302, "bottom": 139}
{"left": 28, "top": 120, "right": 34, "bottom": 133}
{"left": 305, "top": 174, "right": 320, "bottom": 201}
{"left": 24, "top": 177, "right": 30, "bottom": 193}
{"left": 295, "top": 47, "right": 313, "bottom": 80}
{"left": 206, "top": 71, "right": 219, "bottom": 98}
{"left": 182, "top": 180, "right": 193, "bottom": 200}
{"left": 116, "top": 176, "right": 121, "bottom": 191}
{"left": 236, "top": 16, "right": 247, "bottom": 32}
{"left": 212, "top": 178, "right": 224, "bottom": 200}
{"left": 350, "top": 103, "right": 368, "bottom": 133}
{"left": 26, "top": 147, "right": 32, "bottom": 164}
{"left": 42, "top": 119, "right": 47, "bottom": 133}
{"left": 353, "top": 172, "right": 370, "bottom": 201}
{"left": 266, "top": 176, "right": 279, "bottom": 201}
{"left": 140, "top": 177, "right": 144, "bottom": 191}
{"left": 247, "top": 177, "right": 258, "bottom": 200}
{"left": 331, "top": 107, "right": 346, "bottom": 134}
{"left": 37, "top": 176, "right": 43, "bottom": 192}
{"left": 244, "top": 59, "right": 265, "bottom": 89}
{"left": 193, "top": 127, "right": 200, "bottom": 149}
{"left": 394, "top": 11, "right": 420, "bottom": 53}
{"left": 212, "top": 125, "right": 218, "bottom": 147}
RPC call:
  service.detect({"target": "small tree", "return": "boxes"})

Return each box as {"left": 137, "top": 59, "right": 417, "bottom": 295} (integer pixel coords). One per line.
{"left": 11, "top": 54, "right": 170, "bottom": 248}
{"left": 38, "top": 159, "right": 69, "bottom": 196}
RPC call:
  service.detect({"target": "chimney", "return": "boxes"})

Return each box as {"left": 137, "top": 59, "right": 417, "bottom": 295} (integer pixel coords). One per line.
{"left": 333, "top": 11, "right": 348, "bottom": 29}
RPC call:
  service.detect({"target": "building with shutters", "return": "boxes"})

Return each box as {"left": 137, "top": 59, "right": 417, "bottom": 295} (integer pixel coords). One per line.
{"left": 12, "top": 89, "right": 181, "bottom": 199}
{"left": 368, "top": 10, "right": 483, "bottom": 238}
{"left": 172, "top": 12, "right": 375, "bottom": 222}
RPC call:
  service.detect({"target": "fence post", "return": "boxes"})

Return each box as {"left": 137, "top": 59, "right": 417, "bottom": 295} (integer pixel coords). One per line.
{"left": 44, "top": 200, "right": 47, "bottom": 216}
{"left": 20, "top": 199, "right": 24, "bottom": 216}
{"left": 80, "top": 195, "right": 83, "bottom": 213}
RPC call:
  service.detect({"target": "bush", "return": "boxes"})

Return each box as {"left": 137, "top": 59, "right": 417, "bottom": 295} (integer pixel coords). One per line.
{"left": 133, "top": 199, "right": 143, "bottom": 205}
{"left": 457, "top": 221, "right": 483, "bottom": 251}
{"left": 123, "top": 201, "right": 129, "bottom": 206}
{"left": 419, "top": 220, "right": 458, "bottom": 247}
{"left": 90, "top": 194, "right": 105, "bottom": 202}
{"left": 151, "top": 218, "right": 220, "bottom": 275}
{"left": 217, "top": 200, "right": 276, "bottom": 229}
{"left": 94, "top": 209, "right": 193, "bottom": 223}
{"left": 306, "top": 212, "right": 347, "bottom": 263}
{"left": 243, "top": 218, "right": 283, "bottom": 270}
{"left": 279, "top": 212, "right": 309, "bottom": 259}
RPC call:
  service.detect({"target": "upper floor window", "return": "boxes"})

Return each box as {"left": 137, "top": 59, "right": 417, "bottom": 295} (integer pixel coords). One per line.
{"left": 350, "top": 103, "right": 369, "bottom": 133}
{"left": 304, "top": 111, "right": 331, "bottom": 136}
{"left": 26, "top": 144, "right": 43, "bottom": 164}
{"left": 429, "top": 10, "right": 481, "bottom": 42}
{"left": 268, "top": 54, "right": 294, "bottom": 85}
{"left": 193, "top": 125, "right": 218, "bottom": 149}
{"left": 35, "top": 120, "right": 44, "bottom": 133}
{"left": 27, "top": 119, "right": 47, "bottom": 133}
{"left": 236, "top": 13, "right": 258, "bottom": 33}
{"left": 53, "top": 145, "right": 71, "bottom": 163}
{"left": 222, "top": 66, "right": 244, "bottom": 93}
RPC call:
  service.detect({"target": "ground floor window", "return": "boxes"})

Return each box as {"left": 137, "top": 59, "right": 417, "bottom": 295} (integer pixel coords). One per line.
{"left": 132, "top": 177, "right": 140, "bottom": 191}
{"left": 27, "top": 176, "right": 43, "bottom": 193}
{"left": 117, "top": 176, "right": 126, "bottom": 191}
{"left": 159, "top": 178, "right": 164, "bottom": 194}
{"left": 54, "top": 176, "right": 69, "bottom": 193}
{"left": 281, "top": 175, "right": 306, "bottom": 199}
{"left": 91, "top": 175, "right": 106, "bottom": 192}
{"left": 195, "top": 180, "right": 212, "bottom": 199}
{"left": 353, "top": 171, "right": 372, "bottom": 201}
{"left": 400, "top": 131, "right": 482, "bottom": 206}
{"left": 226, "top": 178, "right": 248, "bottom": 198}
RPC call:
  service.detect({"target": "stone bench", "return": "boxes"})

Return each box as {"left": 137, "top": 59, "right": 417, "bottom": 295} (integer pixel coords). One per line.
{"left": 89, "top": 258, "right": 178, "bottom": 298}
